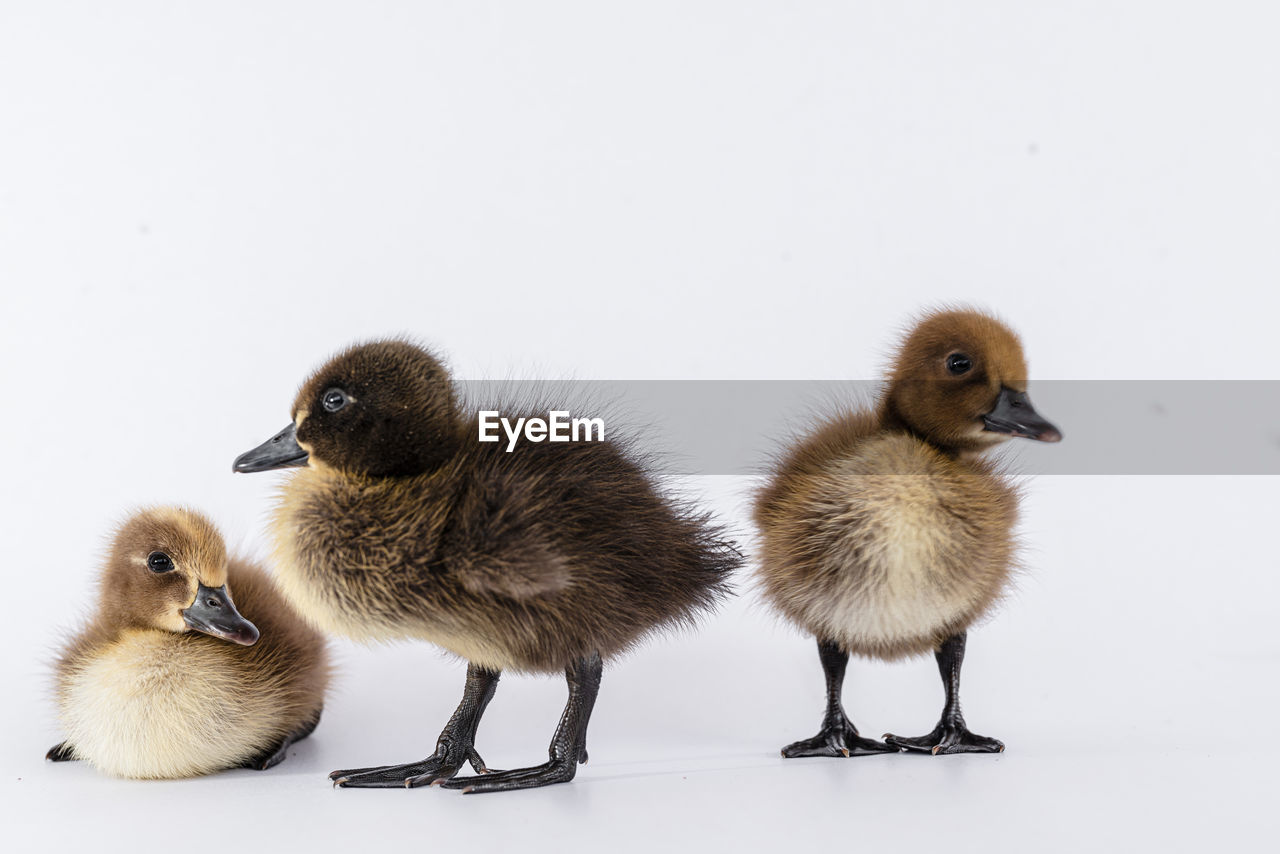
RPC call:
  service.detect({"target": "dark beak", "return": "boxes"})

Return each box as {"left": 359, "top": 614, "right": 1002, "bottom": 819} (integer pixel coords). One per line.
{"left": 233, "top": 423, "right": 309, "bottom": 473}
{"left": 983, "top": 387, "right": 1063, "bottom": 443}
{"left": 182, "top": 583, "right": 259, "bottom": 646}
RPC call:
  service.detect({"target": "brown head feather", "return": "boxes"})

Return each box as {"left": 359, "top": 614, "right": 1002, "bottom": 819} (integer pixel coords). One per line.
{"left": 880, "top": 308, "right": 1030, "bottom": 455}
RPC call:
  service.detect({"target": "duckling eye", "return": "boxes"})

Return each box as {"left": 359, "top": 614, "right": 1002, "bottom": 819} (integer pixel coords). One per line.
{"left": 322, "top": 388, "right": 348, "bottom": 413}
{"left": 147, "top": 552, "right": 174, "bottom": 573}
{"left": 945, "top": 353, "right": 973, "bottom": 376}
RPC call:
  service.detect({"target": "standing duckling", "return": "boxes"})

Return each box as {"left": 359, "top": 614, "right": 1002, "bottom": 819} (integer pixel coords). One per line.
{"left": 48, "top": 507, "right": 330, "bottom": 778}
{"left": 754, "top": 308, "right": 1061, "bottom": 757}
{"left": 233, "top": 339, "right": 738, "bottom": 793}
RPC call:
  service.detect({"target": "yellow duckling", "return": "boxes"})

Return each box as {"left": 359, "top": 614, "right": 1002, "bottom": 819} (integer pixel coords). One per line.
{"left": 48, "top": 507, "right": 330, "bottom": 778}
{"left": 754, "top": 308, "right": 1061, "bottom": 756}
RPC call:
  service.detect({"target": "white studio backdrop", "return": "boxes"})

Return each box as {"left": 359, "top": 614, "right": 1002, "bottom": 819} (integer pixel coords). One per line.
{"left": 2, "top": 3, "right": 1277, "bottom": 852}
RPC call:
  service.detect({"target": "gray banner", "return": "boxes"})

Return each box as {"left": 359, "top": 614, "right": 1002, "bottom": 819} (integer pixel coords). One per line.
{"left": 457, "top": 380, "right": 1280, "bottom": 475}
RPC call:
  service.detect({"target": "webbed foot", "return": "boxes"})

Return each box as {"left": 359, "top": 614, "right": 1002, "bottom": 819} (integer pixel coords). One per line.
{"left": 435, "top": 652, "right": 601, "bottom": 795}
{"left": 331, "top": 747, "right": 491, "bottom": 788}
{"left": 243, "top": 709, "right": 322, "bottom": 770}
{"left": 46, "top": 742, "right": 77, "bottom": 762}
{"left": 437, "top": 757, "right": 577, "bottom": 794}
{"left": 884, "top": 723, "right": 1004, "bottom": 755}
{"left": 782, "top": 723, "right": 898, "bottom": 758}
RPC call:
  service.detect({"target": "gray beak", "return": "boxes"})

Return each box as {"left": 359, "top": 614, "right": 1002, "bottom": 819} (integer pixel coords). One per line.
{"left": 182, "top": 583, "right": 260, "bottom": 646}
{"left": 982, "top": 387, "right": 1063, "bottom": 443}
{"left": 233, "top": 423, "right": 309, "bottom": 473}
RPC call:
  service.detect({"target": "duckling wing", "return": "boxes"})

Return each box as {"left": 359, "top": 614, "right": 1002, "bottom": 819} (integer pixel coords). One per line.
{"left": 440, "top": 470, "right": 572, "bottom": 599}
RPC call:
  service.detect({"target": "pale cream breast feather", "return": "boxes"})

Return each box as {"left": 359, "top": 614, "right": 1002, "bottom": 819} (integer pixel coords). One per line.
{"left": 58, "top": 631, "right": 280, "bottom": 779}
{"left": 757, "top": 432, "right": 1018, "bottom": 659}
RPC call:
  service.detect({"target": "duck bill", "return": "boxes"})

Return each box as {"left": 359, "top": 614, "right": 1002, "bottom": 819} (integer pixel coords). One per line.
{"left": 233, "top": 423, "right": 309, "bottom": 473}
{"left": 182, "top": 583, "right": 260, "bottom": 646}
{"left": 982, "top": 387, "right": 1063, "bottom": 443}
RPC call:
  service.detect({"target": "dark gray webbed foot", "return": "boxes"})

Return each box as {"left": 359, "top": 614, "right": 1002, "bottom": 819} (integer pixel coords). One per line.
{"left": 885, "top": 633, "right": 1004, "bottom": 755}
{"left": 331, "top": 747, "right": 491, "bottom": 788}
{"left": 333, "top": 663, "right": 499, "bottom": 789}
{"left": 245, "top": 742, "right": 291, "bottom": 771}
{"left": 438, "top": 757, "right": 578, "bottom": 794}
{"left": 782, "top": 723, "right": 898, "bottom": 758}
{"left": 437, "top": 653, "right": 601, "bottom": 795}
{"left": 781, "top": 639, "right": 894, "bottom": 758}
{"left": 46, "top": 742, "right": 77, "bottom": 762}
{"left": 884, "top": 724, "right": 1004, "bottom": 755}
{"left": 243, "top": 710, "right": 322, "bottom": 771}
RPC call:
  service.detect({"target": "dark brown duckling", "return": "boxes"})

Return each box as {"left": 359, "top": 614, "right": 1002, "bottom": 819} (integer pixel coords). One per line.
{"left": 754, "top": 308, "right": 1061, "bottom": 757}
{"left": 233, "top": 339, "right": 738, "bottom": 793}
{"left": 48, "top": 507, "right": 330, "bottom": 778}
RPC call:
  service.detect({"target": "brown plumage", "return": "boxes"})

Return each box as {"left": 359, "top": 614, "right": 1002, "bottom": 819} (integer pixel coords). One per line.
{"left": 234, "top": 339, "right": 738, "bottom": 792}
{"left": 48, "top": 507, "right": 330, "bottom": 779}
{"left": 754, "top": 308, "right": 1061, "bottom": 757}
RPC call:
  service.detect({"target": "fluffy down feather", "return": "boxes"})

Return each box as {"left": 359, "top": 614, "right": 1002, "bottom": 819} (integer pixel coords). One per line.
{"left": 55, "top": 553, "right": 330, "bottom": 779}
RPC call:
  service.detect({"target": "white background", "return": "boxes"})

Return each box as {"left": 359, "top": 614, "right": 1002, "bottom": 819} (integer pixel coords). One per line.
{"left": 2, "top": 2, "right": 1277, "bottom": 852}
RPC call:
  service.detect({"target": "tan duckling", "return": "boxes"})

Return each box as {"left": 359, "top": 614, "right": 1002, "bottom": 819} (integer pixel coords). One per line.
{"left": 754, "top": 308, "right": 1061, "bottom": 757}
{"left": 233, "top": 339, "right": 738, "bottom": 793}
{"left": 47, "top": 507, "right": 330, "bottom": 778}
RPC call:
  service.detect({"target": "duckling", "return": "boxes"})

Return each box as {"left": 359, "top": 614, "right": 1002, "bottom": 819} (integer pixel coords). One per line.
{"left": 47, "top": 507, "right": 330, "bottom": 778}
{"left": 233, "top": 339, "right": 738, "bottom": 793}
{"left": 754, "top": 308, "right": 1061, "bottom": 757}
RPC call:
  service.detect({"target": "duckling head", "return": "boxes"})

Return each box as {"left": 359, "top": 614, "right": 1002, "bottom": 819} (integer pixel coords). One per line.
{"left": 882, "top": 308, "right": 1062, "bottom": 453}
{"left": 100, "top": 508, "right": 259, "bottom": 645}
{"left": 234, "top": 339, "right": 460, "bottom": 477}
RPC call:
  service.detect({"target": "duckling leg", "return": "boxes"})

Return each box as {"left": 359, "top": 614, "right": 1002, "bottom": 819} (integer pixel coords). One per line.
{"left": 333, "top": 664, "right": 500, "bottom": 788}
{"left": 781, "top": 639, "right": 897, "bottom": 758}
{"left": 242, "top": 709, "right": 323, "bottom": 771}
{"left": 439, "top": 652, "right": 602, "bottom": 794}
{"left": 45, "top": 742, "right": 77, "bottom": 762}
{"left": 884, "top": 632, "right": 1005, "bottom": 755}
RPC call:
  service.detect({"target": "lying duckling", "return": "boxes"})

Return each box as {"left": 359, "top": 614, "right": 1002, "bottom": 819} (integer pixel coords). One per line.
{"left": 48, "top": 507, "right": 330, "bottom": 778}
{"left": 754, "top": 308, "right": 1061, "bottom": 756}
{"left": 233, "top": 340, "right": 738, "bottom": 793}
